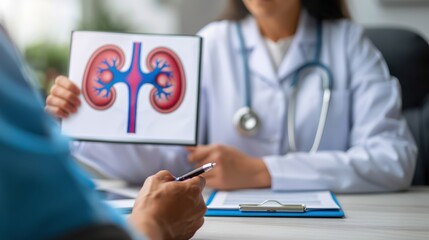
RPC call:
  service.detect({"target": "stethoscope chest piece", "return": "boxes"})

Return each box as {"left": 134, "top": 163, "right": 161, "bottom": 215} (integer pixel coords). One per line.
{"left": 233, "top": 107, "right": 260, "bottom": 137}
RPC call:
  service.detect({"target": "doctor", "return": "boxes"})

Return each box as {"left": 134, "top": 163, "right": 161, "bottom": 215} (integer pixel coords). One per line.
{"left": 46, "top": 0, "right": 417, "bottom": 192}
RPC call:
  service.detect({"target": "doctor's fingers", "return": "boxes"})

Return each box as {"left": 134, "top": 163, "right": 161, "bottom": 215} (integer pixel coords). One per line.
{"left": 49, "top": 84, "right": 81, "bottom": 108}
{"left": 200, "top": 169, "right": 216, "bottom": 180}
{"left": 192, "top": 144, "right": 229, "bottom": 160}
{"left": 187, "top": 146, "right": 214, "bottom": 164}
{"left": 185, "top": 146, "right": 196, "bottom": 152}
{"left": 46, "top": 95, "right": 78, "bottom": 115}
{"left": 191, "top": 153, "right": 224, "bottom": 171}
{"left": 55, "top": 76, "right": 81, "bottom": 95}
{"left": 45, "top": 105, "right": 69, "bottom": 119}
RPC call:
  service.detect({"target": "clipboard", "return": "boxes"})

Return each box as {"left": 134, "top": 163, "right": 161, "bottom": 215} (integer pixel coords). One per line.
{"left": 205, "top": 191, "right": 345, "bottom": 218}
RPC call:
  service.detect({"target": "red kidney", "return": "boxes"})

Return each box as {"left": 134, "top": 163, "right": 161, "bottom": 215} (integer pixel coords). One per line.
{"left": 82, "top": 45, "right": 125, "bottom": 110}
{"left": 147, "top": 47, "right": 186, "bottom": 113}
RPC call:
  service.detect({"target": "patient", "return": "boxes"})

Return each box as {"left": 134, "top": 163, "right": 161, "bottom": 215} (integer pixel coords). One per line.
{"left": 0, "top": 26, "right": 206, "bottom": 240}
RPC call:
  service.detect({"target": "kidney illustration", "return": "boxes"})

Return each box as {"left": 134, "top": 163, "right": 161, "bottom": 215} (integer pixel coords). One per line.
{"left": 82, "top": 42, "right": 186, "bottom": 133}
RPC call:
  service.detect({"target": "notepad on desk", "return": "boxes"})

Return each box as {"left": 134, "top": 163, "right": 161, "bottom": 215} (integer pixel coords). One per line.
{"left": 206, "top": 189, "right": 344, "bottom": 218}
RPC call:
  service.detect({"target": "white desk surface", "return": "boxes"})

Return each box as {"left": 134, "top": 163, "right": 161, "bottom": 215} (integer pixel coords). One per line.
{"left": 193, "top": 187, "right": 429, "bottom": 240}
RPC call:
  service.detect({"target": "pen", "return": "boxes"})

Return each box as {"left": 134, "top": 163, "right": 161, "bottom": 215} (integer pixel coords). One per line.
{"left": 175, "top": 163, "right": 216, "bottom": 181}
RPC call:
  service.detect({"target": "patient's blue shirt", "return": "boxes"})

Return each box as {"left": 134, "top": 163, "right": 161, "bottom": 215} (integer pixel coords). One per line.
{"left": 0, "top": 28, "right": 139, "bottom": 239}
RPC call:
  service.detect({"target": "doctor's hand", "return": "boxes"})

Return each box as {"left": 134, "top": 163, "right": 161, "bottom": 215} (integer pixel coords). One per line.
{"left": 187, "top": 144, "right": 271, "bottom": 190}
{"left": 129, "top": 170, "right": 207, "bottom": 240}
{"left": 45, "top": 76, "right": 81, "bottom": 118}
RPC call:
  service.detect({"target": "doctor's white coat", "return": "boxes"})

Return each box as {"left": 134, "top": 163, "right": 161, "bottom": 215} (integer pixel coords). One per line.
{"left": 72, "top": 11, "right": 417, "bottom": 193}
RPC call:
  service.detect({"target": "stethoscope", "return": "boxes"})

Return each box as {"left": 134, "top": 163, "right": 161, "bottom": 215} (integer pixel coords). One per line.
{"left": 233, "top": 20, "right": 334, "bottom": 153}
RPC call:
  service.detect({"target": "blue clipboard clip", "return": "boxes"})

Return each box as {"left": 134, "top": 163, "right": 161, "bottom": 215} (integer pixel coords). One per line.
{"left": 239, "top": 200, "right": 306, "bottom": 213}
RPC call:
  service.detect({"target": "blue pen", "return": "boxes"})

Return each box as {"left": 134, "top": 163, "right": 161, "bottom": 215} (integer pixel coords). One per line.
{"left": 175, "top": 163, "right": 216, "bottom": 181}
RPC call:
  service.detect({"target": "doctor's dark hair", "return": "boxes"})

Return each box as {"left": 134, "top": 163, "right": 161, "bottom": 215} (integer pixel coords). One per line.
{"left": 218, "top": 0, "right": 349, "bottom": 21}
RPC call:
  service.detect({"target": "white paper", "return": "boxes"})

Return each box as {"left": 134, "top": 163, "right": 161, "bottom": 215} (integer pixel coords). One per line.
{"left": 62, "top": 31, "right": 201, "bottom": 145}
{"left": 106, "top": 199, "right": 135, "bottom": 210}
{"left": 207, "top": 190, "right": 340, "bottom": 210}
{"left": 98, "top": 186, "right": 137, "bottom": 211}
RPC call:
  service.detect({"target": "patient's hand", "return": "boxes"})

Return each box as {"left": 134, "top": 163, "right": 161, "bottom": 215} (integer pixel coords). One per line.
{"left": 129, "top": 170, "right": 206, "bottom": 240}
{"left": 45, "top": 76, "right": 81, "bottom": 118}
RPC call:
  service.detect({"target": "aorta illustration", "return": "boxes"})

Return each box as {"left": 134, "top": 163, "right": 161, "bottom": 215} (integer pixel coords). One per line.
{"left": 82, "top": 43, "right": 186, "bottom": 133}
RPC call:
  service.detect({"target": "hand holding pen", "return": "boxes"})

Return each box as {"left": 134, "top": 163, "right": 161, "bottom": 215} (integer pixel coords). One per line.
{"left": 176, "top": 163, "right": 216, "bottom": 181}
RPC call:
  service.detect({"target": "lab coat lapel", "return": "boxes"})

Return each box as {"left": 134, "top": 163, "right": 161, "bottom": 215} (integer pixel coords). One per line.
{"left": 238, "top": 16, "right": 278, "bottom": 84}
{"left": 278, "top": 11, "right": 318, "bottom": 82}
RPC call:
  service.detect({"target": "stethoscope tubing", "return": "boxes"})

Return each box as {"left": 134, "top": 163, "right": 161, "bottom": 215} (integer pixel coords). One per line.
{"left": 234, "top": 19, "right": 334, "bottom": 153}
{"left": 236, "top": 19, "right": 252, "bottom": 109}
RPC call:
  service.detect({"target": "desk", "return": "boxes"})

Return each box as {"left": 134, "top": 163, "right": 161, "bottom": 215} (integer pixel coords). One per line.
{"left": 193, "top": 187, "right": 429, "bottom": 240}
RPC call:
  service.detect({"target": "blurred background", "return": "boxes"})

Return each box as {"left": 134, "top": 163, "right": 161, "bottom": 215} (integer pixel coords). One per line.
{"left": 0, "top": 0, "right": 428, "bottom": 97}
